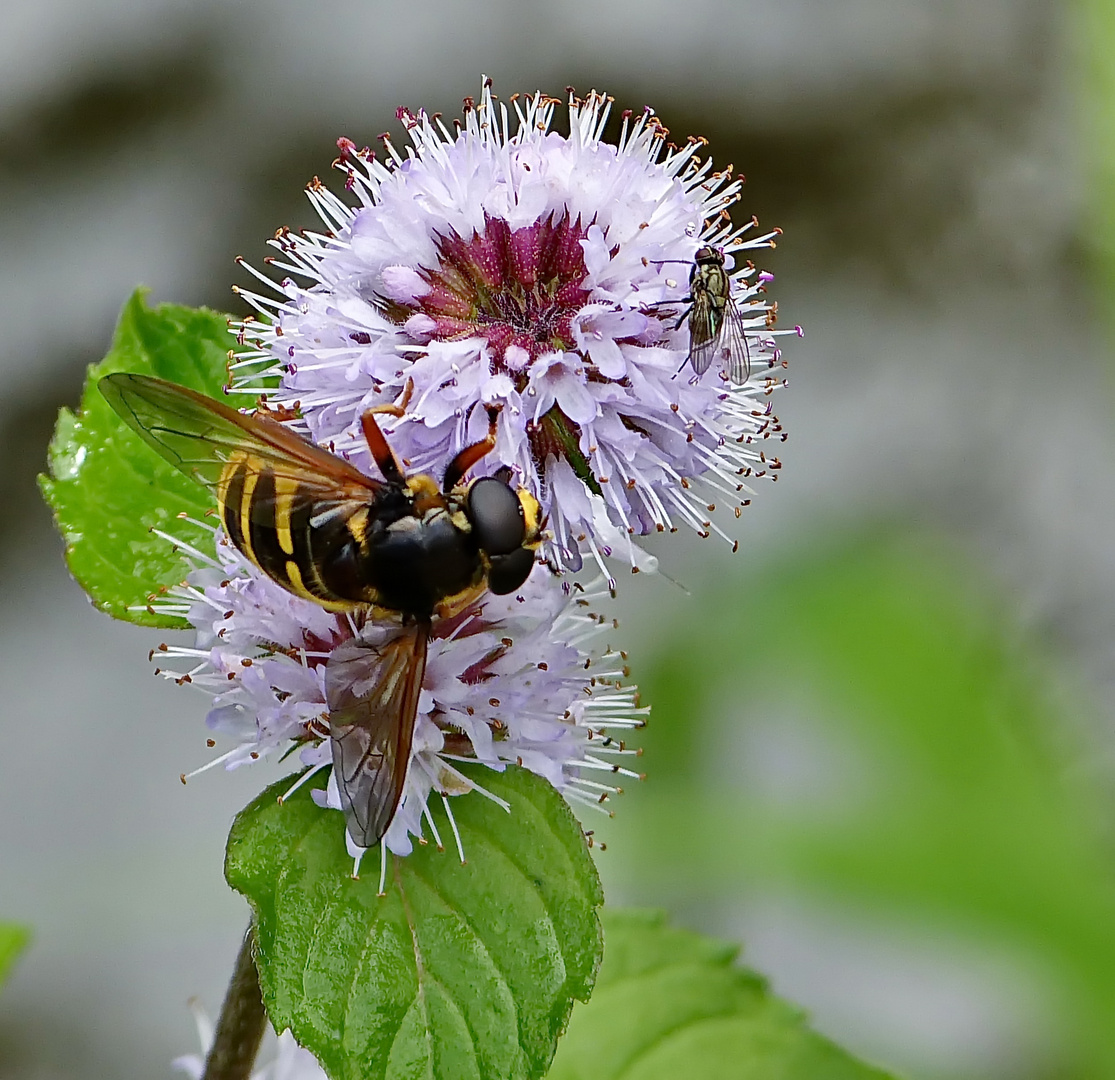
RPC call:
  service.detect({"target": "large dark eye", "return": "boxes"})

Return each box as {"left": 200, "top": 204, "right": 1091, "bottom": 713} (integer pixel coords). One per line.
{"left": 467, "top": 477, "right": 525, "bottom": 556}
{"left": 487, "top": 547, "right": 535, "bottom": 594}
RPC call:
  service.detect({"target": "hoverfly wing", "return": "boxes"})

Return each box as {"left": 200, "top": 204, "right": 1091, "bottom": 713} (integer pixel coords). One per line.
{"left": 685, "top": 292, "right": 719, "bottom": 376}
{"left": 325, "top": 622, "right": 429, "bottom": 848}
{"left": 99, "top": 373, "right": 383, "bottom": 502}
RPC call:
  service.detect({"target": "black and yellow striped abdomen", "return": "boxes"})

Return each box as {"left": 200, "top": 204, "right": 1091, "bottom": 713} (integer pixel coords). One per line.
{"left": 215, "top": 451, "right": 487, "bottom": 618}
{"left": 217, "top": 451, "right": 370, "bottom": 612}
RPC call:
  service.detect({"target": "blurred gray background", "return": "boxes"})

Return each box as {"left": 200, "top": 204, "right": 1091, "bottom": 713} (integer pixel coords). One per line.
{"left": 1, "top": 1, "right": 1110, "bottom": 1078}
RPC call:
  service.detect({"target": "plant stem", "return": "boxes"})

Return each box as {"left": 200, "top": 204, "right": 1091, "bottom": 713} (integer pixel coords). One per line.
{"left": 202, "top": 924, "right": 267, "bottom": 1080}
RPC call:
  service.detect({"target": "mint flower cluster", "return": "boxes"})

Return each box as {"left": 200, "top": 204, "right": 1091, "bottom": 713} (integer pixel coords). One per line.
{"left": 156, "top": 80, "right": 789, "bottom": 870}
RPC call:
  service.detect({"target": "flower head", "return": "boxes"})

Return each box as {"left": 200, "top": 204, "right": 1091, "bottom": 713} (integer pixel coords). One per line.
{"left": 151, "top": 522, "right": 645, "bottom": 872}
{"left": 232, "top": 81, "right": 792, "bottom": 582}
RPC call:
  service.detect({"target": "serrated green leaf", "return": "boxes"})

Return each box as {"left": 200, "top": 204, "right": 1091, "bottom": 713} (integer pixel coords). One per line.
{"left": 226, "top": 767, "right": 603, "bottom": 1080}
{"left": 550, "top": 910, "right": 894, "bottom": 1080}
{"left": 0, "top": 923, "right": 30, "bottom": 988}
{"left": 39, "top": 289, "right": 242, "bottom": 628}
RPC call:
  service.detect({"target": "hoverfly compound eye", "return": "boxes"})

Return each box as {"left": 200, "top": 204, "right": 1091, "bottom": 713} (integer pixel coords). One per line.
{"left": 467, "top": 477, "right": 525, "bottom": 556}
{"left": 487, "top": 546, "right": 535, "bottom": 595}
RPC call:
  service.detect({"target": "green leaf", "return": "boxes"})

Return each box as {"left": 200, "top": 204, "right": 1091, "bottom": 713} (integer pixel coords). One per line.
{"left": 550, "top": 910, "right": 894, "bottom": 1080}
{"left": 0, "top": 923, "right": 30, "bottom": 988}
{"left": 39, "top": 289, "right": 240, "bottom": 628}
{"left": 604, "top": 532, "right": 1115, "bottom": 1076}
{"left": 226, "top": 767, "right": 603, "bottom": 1080}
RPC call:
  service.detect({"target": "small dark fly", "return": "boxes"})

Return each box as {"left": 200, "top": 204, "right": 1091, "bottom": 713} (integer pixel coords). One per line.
{"left": 671, "top": 245, "right": 751, "bottom": 385}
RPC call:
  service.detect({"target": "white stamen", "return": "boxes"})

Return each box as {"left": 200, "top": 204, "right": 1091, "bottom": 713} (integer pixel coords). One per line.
{"left": 279, "top": 762, "right": 329, "bottom": 804}
{"left": 442, "top": 795, "right": 467, "bottom": 865}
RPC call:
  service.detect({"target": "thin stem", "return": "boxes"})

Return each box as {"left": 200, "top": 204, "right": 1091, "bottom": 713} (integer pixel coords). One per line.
{"left": 202, "top": 924, "right": 267, "bottom": 1080}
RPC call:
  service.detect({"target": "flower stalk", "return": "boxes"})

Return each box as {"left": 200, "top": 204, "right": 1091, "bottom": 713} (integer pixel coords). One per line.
{"left": 201, "top": 926, "right": 266, "bottom": 1080}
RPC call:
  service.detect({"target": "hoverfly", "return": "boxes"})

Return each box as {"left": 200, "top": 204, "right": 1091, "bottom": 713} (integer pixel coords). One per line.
{"left": 673, "top": 245, "right": 751, "bottom": 384}
{"left": 100, "top": 373, "right": 543, "bottom": 848}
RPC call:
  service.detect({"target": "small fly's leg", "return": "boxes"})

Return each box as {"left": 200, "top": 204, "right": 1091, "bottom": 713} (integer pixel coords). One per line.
{"left": 636, "top": 296, "right": 691, "bottom": 322}
{"left": 359, "top": 379, "right": 414, "bottom": 484}
{"left": 672, "top": 300, "right": 697, "bottom": 379}
{"left": 442, "top": 406, "right": 501, "bottom": 493}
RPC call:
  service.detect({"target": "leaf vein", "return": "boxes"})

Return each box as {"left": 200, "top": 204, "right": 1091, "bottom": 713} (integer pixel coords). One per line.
{"left": 403, "top": 859, "right": 514, "bottom": 1066}
{"left": 395, "top": 855, "right": 436, "bottom": 1080}
{"left": 420, "top": 968, "right": 482, "bottom": 1080}
{"left": 458, "top": 819, "right": 574, "bottom": 986}
{"left": 604, "top": 977, "right": 746, "bottom": 1080}
{"left": 338, "top": 880, "right": 397, "bottom": 1079}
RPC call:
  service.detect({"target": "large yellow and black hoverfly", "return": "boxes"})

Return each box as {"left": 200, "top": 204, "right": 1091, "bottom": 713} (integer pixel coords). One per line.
{"left": 100, "top": 373, "right": 543, "bottom": 847}
{"left": 675, "top": 245, "right": 751, "bottom": 384}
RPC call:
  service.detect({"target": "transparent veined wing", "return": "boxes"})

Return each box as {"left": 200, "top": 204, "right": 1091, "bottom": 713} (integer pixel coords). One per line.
{"left": 685, "top": 291, "right": 719, "bottom": 375}
{"left": 99, "top": 373, "right": 384, "bottom": 504}
{"left": 718, "top": 297, "right": 752, "bottom": 384}
{"left": 325, "top": 622, "right": 429, "bottom": 848}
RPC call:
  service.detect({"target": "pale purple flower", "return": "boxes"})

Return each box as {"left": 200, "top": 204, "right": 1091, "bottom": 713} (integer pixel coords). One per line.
{"left": 231, "top": 80, "right": 792, "bottom": 583}
{"left": 149, "top": 523, "right": 645, "bottom": 872}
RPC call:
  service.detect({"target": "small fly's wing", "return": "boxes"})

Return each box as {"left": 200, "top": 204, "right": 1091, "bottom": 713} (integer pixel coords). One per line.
{"left": 685, "top": 290, "right": 719, "bottom": 376}
{"left": 718, "top": 298, "right": 752, "bottom": 384}
{"left": 99, "top": 372, "right": 384, "bottom": 502}
{"left": 325, "top": 623, "right": 429, "bottom": 848}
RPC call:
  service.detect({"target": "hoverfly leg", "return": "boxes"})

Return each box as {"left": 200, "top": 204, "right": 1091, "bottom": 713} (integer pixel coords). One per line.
{"left": 442, "top": 405, "right": 501, "bottom": 493}
{"left": 360, "top": 410, "right": 406, "bottom": 485}
{"left": 367, "top": 377, "right": 414, "bottom": 419}
{"left": 359, "top": 379, "right": 415, "bottom": 482}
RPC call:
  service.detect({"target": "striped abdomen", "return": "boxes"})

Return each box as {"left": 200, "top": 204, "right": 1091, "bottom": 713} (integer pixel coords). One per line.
{"left": 217, "top": 452, "right": 371, "bottom": 611}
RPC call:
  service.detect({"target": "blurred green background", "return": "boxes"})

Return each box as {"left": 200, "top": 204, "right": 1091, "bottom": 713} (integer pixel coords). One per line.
{"left": 4, "top": 1, "right": 1115, "bottom": 1077}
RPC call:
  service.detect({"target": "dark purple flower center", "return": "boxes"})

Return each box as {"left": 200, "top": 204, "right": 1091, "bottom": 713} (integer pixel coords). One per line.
{"left": 384, "top": 211, "right": 592, "bottom": 380}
